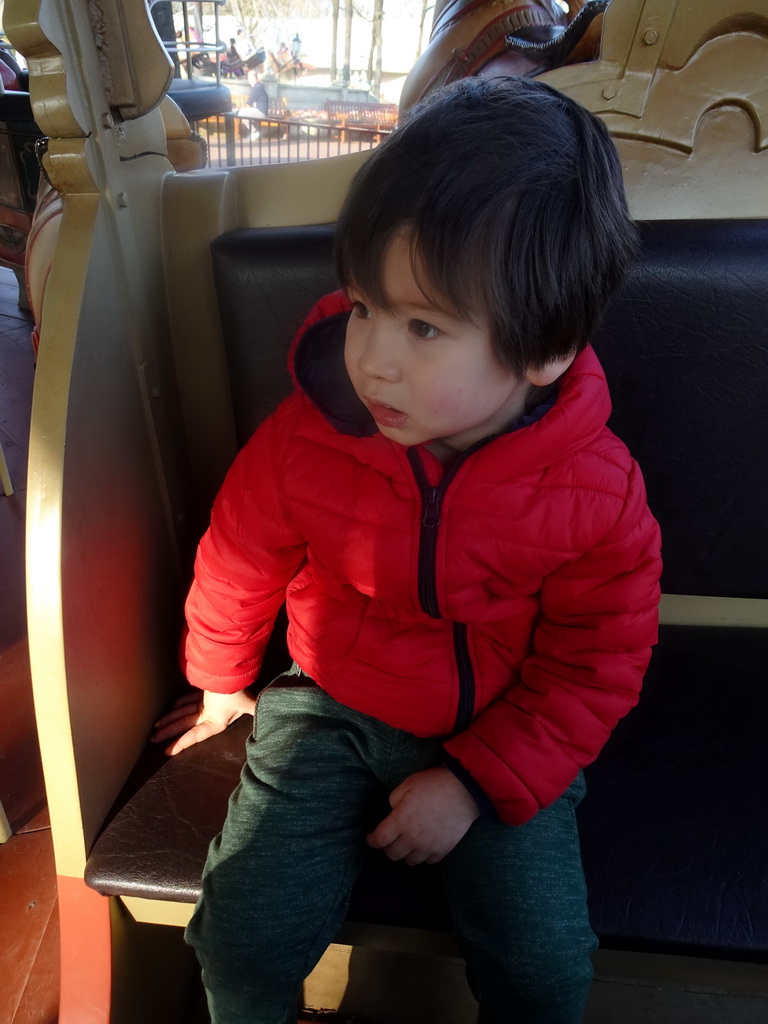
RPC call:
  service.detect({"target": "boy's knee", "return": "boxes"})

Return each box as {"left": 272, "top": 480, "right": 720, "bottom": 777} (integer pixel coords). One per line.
{"left": 189, "top": 931, "right": 300, "bottom": 1002}
{"left": 477, "top": 922, "right": 595, "bottom": 992}
{"left": 513, "top": 931, "right": 595, "bottom": 1001}
{"left": 187, "top": 897, "right": 323, "bottom": 992}
{"left": 187, "top": 904, "right": 273, "bottom": 977}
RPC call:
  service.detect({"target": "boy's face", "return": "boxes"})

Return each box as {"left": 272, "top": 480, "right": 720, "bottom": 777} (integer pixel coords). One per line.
{"left": 344, "top": 233, "right": 531, "bottom": 456}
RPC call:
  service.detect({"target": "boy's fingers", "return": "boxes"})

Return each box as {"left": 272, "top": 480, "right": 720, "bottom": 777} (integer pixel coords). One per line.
{"left": 155, "top": 693, "right": 255, "bottom": 754}
{"left": 405, "top": 849, "right": 429, "bottom": 866}
{"left": 153, "top": 692, "right": 204, "bottom": 728}
{"left": 388, "top": 775, "right": 417, "bottom": 808}
{"left": 154, "top": 705, "right": 202, "bottom": 730}
{"left": 151, "top": 718, "right": 195, "bottom": 743}
{"left": 164, "top": 718, "right": 226, "bottom": 756}
{"left": 368, "top": 809, "right": 446, "bottom": 863}
{"left": 365, "top": 828, "right": 385, "bottom": 850}
{"left": 151, "top": 707, "right": 204, "bottom": 742}
{"left": 366, "top": 815, "right": 401, "bottom": 850}
{"left": 367, "top": 817, "right": 430, "bottom": 865}
{"left": 381, "top": 837, "right": 421, "bottom": 863}
{"left": 370, "top": 834, "right": 404, "bottom": 859}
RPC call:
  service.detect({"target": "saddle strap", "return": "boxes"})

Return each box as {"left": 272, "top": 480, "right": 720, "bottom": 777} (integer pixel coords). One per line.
{"left": 505, "top": 0, "right": 611, "bottom": 69}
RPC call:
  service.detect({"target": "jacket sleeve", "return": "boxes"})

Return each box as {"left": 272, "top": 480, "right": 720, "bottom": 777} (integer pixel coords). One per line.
{"left": 443, "top": 460, "right": 662, "bottom": 825}
{"left": 182, "top": 400, "right": 308, "bottom": 693}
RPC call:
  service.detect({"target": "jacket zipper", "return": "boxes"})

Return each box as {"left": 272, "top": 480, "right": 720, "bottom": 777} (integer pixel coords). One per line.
{"left": 407, "top": 448, "right": 451, "bottom": 619}
{"left": 452, "top": 623, "right": 475, "bottom": 734}
{"left": 406, "top": 442, "right": 492, "bottom": 733}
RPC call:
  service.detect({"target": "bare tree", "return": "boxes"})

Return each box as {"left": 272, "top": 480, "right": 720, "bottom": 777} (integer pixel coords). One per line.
{"left": 331, "top": 0, "right": 340, "bottom": 80}
{"left": 416, "top": 0, "right": 432, "bottom": 59}
{"left": 223, "top": 0, "right": 262, "bottom": 45}
{"left": 367, "top": 0, "right": 383, "bottom": 98}
{"left": 222, "top": 0, "right": 330, "bottom": 47}
{"left": 342, "top": 0, "right": 353, "bottom": 84}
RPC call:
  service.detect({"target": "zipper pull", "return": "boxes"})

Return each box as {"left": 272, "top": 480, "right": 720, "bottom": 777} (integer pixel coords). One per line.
{"left": 423, "top": 486, "right": 441, "bottom": 528}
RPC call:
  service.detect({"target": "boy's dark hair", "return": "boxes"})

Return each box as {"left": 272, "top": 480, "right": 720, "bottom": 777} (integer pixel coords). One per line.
{"left": 335, "top": 76, "right": 637, "bottom": 376}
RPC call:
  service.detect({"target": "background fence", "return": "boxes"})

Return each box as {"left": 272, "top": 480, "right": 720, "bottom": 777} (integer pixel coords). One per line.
{"left": 191, "top": 112, "right": 393, "bottom": 167}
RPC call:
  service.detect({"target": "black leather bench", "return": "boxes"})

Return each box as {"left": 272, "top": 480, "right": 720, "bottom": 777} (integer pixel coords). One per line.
{"left": 86, "top": 219, "right": 768, "bottom": 963}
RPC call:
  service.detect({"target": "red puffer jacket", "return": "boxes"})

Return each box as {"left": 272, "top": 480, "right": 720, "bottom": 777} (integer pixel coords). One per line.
{"left": 184, "top": 292, "right": 661, "bottom": 825}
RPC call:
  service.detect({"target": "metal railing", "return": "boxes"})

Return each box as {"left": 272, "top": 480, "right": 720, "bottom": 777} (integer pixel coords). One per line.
{"left": 152, "top": 0, "right": 226, "bottom": 83}
{"left": 191, "top": 112, "right": 391, "bottom": 167}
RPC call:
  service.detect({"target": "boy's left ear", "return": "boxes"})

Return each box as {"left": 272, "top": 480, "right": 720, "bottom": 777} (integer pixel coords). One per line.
{"left": 524, "top": 353, "right": 576, "bottom": 387}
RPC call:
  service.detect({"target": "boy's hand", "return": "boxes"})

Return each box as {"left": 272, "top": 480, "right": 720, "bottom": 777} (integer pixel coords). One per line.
{"left": 151, "top": 688, "right": 256, "bottom": 756}
{"left": 367, "top": 767, "right": 480, "bottom": 866}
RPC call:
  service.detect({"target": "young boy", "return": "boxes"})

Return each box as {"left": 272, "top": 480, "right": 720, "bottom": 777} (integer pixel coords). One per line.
{"left": 154, "top": 76, "right": 661, "bottom": 1024}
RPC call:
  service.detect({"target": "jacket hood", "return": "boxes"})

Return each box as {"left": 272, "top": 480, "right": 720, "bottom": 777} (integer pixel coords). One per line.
{"left": 289, "top": 291, "right": 613, "bottom": 473}
{"left": 292, "top": 309, "right": 377, "bottom": 438}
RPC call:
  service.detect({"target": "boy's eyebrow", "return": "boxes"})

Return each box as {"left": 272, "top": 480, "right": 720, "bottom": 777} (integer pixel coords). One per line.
{"left": 381, "top": 280, "right": 460, "bottom": 319}
{"left": 356, "top": 283, "right": 445, "bottom": 316}
{"left": 403, "top": 298, "right": 451, "bottom": 316}
{"left": 403, "top": 294, "right": 481, "bottom": 326}
{"left": 396, "top": 300, "right": 469, "bottom": 326}
{"left": 350, "top": 274, "right": 474, "bottom": 324}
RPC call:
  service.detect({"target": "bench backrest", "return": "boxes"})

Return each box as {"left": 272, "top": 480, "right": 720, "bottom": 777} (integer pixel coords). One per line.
{"left": 595, "top": 219, "right": 768, "bottom": 599}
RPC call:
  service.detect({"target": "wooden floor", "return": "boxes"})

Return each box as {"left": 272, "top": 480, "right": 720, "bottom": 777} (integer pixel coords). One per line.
{"left": 0, "top": 267, "right": 59, "bottom": 1024}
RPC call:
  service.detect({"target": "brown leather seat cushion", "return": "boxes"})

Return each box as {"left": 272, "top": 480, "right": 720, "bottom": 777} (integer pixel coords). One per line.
{"left": 85, "top": 717, "right": 251, "bottom": 903}
{"left": 85, "top": 713, "right": 452, "bottom": 931}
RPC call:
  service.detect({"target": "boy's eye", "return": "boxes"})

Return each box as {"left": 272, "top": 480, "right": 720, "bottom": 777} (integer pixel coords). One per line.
{"left": 352, "top": 300, "right": 371, "bottom": 320}
{"left": 409, "top": 319, "right": 439, "bottom": 339}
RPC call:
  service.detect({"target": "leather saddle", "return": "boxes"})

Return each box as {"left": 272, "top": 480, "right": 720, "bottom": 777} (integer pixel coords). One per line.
{"left": 399, "top": 0, "right": 610, "bottom": 112}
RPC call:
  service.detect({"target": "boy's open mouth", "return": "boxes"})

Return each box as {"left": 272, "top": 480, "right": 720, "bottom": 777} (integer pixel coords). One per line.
{"left": 367, "top": 400, "right": 408, "bottom": 428}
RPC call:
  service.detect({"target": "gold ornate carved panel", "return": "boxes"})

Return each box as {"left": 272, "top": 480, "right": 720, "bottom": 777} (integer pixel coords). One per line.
{"left": 4, "top": 0, "right": 185, "bottom": 876}
{"left": 543, "top": 0, "right": 768, "bottom": 218}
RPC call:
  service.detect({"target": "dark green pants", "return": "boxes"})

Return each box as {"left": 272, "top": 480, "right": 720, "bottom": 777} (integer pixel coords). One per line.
{"left": 186, "top": 670, "right": 596, "bottom": 1023}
